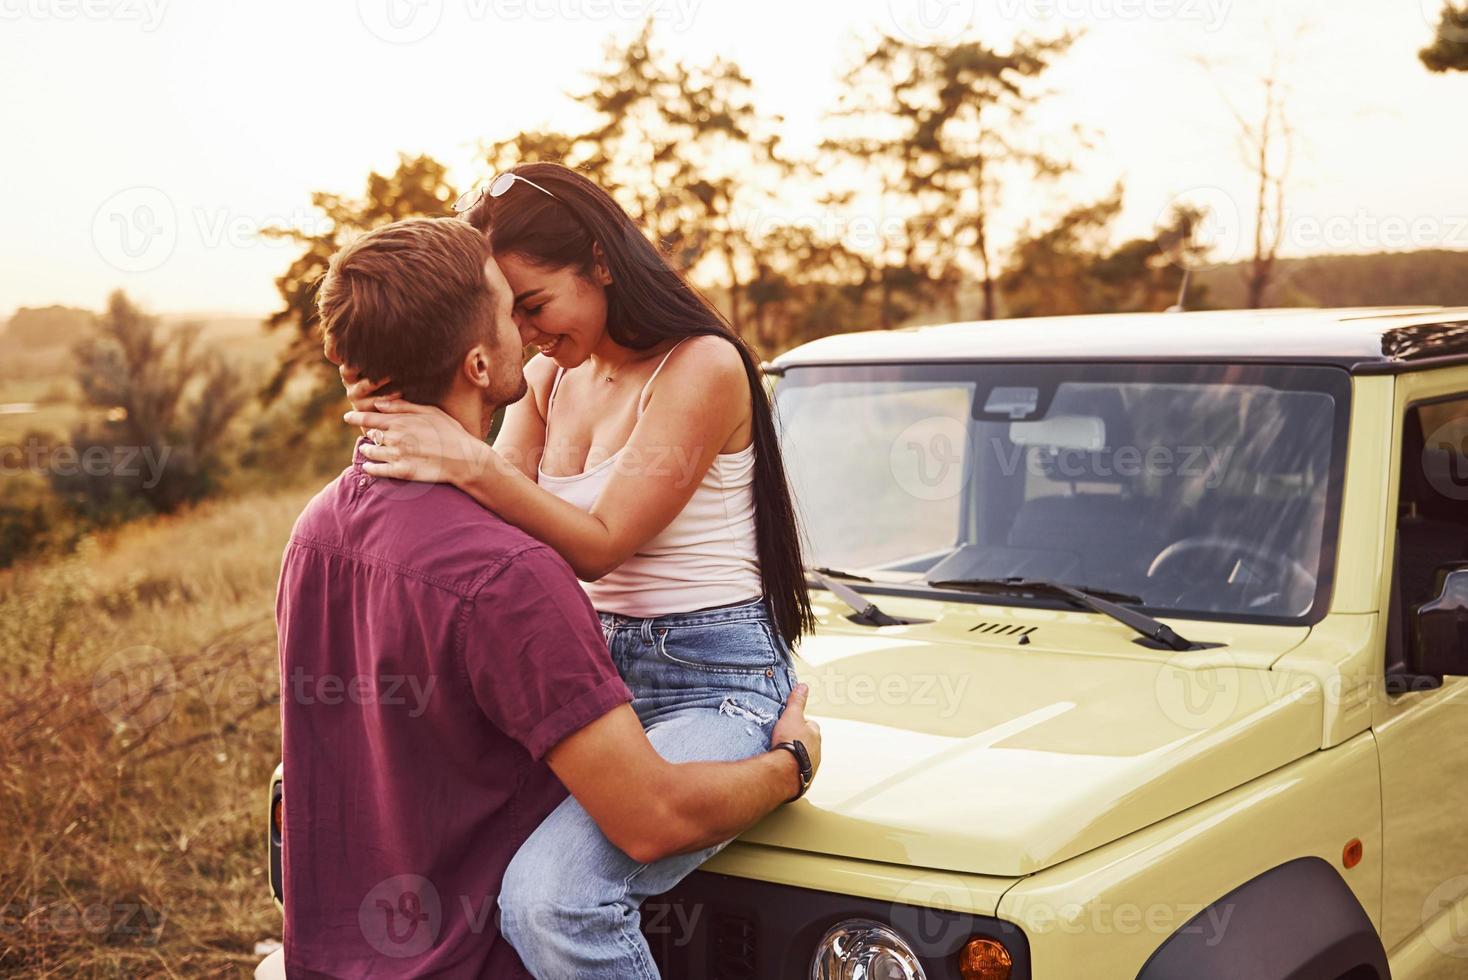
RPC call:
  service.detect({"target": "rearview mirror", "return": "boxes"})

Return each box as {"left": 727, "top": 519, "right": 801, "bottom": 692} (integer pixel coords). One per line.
{"left": 1008, "top": 414, "right": 1106, "bottom": 451}
{"left": 1410, "top": 563, "right": 1468, "bottom": 680}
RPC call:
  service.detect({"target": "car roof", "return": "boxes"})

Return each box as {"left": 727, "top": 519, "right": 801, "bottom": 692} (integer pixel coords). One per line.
{"left": 768, "top": 307, "right": 1468, "bottom": 375}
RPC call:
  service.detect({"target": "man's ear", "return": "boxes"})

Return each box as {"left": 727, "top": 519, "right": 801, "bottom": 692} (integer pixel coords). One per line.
{"left": 462, "top": 343, "right": 494, "bottom": 390}
{"left": 591, "top": 242, "right": 613, "bottom": 286}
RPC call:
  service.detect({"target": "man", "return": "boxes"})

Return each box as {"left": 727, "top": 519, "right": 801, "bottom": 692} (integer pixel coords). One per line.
{"left": 273, "top": 217, "right": 819, "bottom": 978}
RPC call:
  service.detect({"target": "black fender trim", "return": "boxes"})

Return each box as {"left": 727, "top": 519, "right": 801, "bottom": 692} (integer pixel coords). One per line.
{"left": 1136, "top": 857, "right": 1389, "bottom": 980}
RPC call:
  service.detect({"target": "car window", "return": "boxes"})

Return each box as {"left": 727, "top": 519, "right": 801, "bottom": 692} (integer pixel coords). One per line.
{"left": 777, "top": 362, "right": 1350, "bottom": 624}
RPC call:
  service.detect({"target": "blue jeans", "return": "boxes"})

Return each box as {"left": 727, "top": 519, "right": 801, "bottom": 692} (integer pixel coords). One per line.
{"left": 497, "top": 595, "right": 798, "bottom": 980}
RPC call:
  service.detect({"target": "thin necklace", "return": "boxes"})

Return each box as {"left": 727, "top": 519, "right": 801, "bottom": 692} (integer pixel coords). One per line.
{"left": 596, "top": 340, "right": 676, "bottom": 383}
{"left": 595, "top": 348, "right": 647, "bottom": 383}
{"left": 593, "top": 353, "right": 625, "bottom": 383}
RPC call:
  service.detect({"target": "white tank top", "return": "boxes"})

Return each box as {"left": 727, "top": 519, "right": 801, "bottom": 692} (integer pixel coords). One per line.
{"left": 536, "top": 338, "right": 762, "bottom": 616}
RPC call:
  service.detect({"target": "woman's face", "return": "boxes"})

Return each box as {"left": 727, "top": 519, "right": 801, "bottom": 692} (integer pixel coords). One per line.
{"left": 495, "top": 251, "right": 610, "bottom": 367}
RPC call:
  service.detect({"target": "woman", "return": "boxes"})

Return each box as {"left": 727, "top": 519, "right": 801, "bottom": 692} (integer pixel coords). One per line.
{"left": 340, "top": 162, "right": 813, "bottom": 978}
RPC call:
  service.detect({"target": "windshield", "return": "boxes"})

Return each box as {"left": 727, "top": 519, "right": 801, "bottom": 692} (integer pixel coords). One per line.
{"left": 776, "top": 362, "right": 1351, "bottom": 623}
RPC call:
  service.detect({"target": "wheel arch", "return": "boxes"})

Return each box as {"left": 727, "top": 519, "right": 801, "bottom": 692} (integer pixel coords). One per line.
{"left": 1135, "top": 857, "right": 1389, "bottom": 980}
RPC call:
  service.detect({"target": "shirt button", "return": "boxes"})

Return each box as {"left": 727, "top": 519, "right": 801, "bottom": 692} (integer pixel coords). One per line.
{"left": 357, "top": 477, "right": 369, "bottom": 489}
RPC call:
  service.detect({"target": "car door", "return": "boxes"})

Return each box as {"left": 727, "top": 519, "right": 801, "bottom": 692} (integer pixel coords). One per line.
{"left": 1374, "top": 367, "right": 1468, "bottom": 967}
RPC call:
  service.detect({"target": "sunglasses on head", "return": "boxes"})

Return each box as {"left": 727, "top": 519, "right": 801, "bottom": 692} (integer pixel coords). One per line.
{"left": 452, "top": 172, "right": 559, "bottom": 214}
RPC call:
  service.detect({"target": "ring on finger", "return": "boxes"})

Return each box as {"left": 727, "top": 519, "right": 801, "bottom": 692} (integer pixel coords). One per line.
{"left": 368, "top": 428, "right": 386, "bottom": 446}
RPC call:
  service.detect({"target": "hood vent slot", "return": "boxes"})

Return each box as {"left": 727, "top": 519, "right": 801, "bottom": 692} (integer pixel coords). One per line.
{"left": 969, "top": 622, "right": 1037, "bottom": 638}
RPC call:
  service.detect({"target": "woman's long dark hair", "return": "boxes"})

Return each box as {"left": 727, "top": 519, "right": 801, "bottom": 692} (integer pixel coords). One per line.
{"left": 461, "top": 162, "right": 814, "bottom": 648}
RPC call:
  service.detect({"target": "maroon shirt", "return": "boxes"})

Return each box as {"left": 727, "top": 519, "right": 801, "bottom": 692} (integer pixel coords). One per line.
{"left": 276, "top": 438, "right": 631, "bottom": 978}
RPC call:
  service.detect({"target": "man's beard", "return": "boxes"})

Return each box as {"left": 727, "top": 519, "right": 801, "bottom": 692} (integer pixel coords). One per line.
{"left": 498, "top": 370, "right": 529, "bottom": 410}
{"left": 478, "top": 371, "right": 529, "bottom": 439}
{"left": 507, "top": 370, "right": 529, "bottom": 406}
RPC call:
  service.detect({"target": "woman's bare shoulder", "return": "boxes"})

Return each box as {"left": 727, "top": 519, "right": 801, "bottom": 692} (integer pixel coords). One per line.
{"left": 668, "top": 333, "right": 747, "bottom": 385}
{"left": 642, "top": 334, "right": 750, "bottom": 427}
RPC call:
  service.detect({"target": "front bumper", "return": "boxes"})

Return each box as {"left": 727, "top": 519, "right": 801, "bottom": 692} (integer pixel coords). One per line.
{"left": 645, "top": 870, "right": 1030, "bottom": 979}
{"left": 267, "top": 765, "right": 282, "bottom": 910}
{"left": 264, "top": 766, "right": 1028, "bottom": 978}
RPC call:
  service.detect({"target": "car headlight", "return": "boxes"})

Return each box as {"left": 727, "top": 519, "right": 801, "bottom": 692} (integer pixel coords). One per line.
{"left": 810, "top": 918, "right": 926, "bottom": 980}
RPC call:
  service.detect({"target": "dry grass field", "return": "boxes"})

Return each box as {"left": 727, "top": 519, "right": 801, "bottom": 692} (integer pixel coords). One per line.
{"left": 0, "top": 481, "right": 317, "bottom": 976}
{"left": 0, "top": 307, "right": 352, "bottom": 975}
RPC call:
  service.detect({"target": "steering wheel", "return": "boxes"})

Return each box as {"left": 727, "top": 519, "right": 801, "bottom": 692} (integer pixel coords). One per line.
{"left": 1146, "top": 535, "right": 1317, "bottom": 610}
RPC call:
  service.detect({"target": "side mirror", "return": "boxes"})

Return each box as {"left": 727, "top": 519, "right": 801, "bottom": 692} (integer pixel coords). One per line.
{"left": 1410, "top": 563, "right": 1468, "bottom": 680}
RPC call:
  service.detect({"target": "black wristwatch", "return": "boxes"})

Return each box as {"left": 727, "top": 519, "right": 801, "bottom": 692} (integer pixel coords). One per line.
{"left": 773, "top": 740, "right": 813, "bottom": 803}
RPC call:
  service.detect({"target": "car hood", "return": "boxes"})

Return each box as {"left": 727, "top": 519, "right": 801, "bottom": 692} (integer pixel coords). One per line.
{"left": 744, "top": 594, "right": 1323, "bottom": 877}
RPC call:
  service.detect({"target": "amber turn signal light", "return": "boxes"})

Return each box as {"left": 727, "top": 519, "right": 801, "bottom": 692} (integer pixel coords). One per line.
{"left": 272, "top": 796, "right": 284, "bottom": 836}
{"left": 1343, "top": 838, "right": 1363, "bottom": 869}
{"left": 959, "top": 936, "right": 1012, "bottom": 980}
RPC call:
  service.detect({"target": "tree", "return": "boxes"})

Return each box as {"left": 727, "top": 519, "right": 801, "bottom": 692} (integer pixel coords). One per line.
{"left": 743, "top": 222, "right": 873, "bottom": 351}
{"left": 57, "top": 291, "right": 249, "bottom": 517}
{"left": 262, "top": 20, "right": 802, "bottom": 429}
{"left": 0, "top": 461, "right": 65, "bottom": 568}
{"left": 476, "top": 129, "right": 582, "bottom": 176}
{"left": 1421, "top": 3, "right": 1468, "bottom": 72}
{"left": 570, "top": 19, "right": 790, "bottom": 339}
{"left": 1193, "top": 34, "right": 1301, "bottom": 309}
{"left": 262, "top": 154, "right": 459, "bottom": 416}
{"left": 1000, "top": 190, "right": 1203, "bottom": 317}
{"left": 826, "top": 30, "right": 1077, "bottom": 323}
{"left": 1236, "top": 59, "right": 1294, "bottom": 309}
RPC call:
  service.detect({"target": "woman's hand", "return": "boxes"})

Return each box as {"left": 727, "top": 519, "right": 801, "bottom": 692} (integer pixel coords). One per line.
{"left": 340, "top": 363, "right": 398, "bottom": 415}
{"left": 344, "top": 400, "right": 497, "bottom": 490}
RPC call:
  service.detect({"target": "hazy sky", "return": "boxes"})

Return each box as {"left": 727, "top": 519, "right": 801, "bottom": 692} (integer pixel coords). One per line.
{"left": 2, "top": 0, "right": 1464, "bottom": 318}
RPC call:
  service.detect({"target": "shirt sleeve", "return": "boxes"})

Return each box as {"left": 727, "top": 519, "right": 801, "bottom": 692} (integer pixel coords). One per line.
{"left": 464, "top": 545, "right": 632, "bottom": 760}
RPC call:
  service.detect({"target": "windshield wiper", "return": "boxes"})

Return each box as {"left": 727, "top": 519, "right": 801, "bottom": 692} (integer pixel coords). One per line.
{"left": 928, "top": 579, "right": 1145, "bottom": 605}
{"left": 926, "top": 577, "right": 1196, "bottom": 651}
{"left": 809, "top": 566, "right": 872, "bottom": 582}
{"left": 805, "top": 567, "right": 922, "bottom": 627}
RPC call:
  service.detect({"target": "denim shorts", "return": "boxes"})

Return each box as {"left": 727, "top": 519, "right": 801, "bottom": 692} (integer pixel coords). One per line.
{"left": 497, "top": 594, "right": 799, "bottom": 980}
{"left": 599, "top": 594, "right": 800, "bottom": 730}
